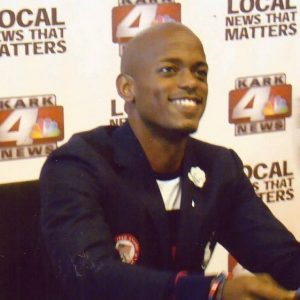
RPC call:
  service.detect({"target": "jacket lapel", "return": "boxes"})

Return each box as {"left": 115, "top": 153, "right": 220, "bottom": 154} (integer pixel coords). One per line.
{"left": 175, "top": 139, "right": 215, "bottom": 270}
{"left": 112, "top": 124, "right": 172, "bottom": 267}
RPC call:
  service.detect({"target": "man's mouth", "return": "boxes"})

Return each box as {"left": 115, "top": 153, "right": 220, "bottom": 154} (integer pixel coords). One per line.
{"left": 170, "top": 97, "right": 202, "bottom": 107}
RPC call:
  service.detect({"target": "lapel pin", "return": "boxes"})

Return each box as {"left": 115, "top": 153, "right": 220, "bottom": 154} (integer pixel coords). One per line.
{"left": 188, "top": 166, "right": 206, "bottom": 188}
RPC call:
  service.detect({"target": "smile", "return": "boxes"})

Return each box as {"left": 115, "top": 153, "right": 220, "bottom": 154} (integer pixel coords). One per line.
{"left": 170, "top": 98, "right": 202, "bottom": 107}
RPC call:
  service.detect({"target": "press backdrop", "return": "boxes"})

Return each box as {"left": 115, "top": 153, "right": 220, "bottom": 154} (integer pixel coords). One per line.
{"left": 0, "top": 0, "right": 299, "bottom": 274}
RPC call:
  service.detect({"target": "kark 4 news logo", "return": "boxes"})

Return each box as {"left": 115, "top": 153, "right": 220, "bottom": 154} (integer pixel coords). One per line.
{"left": 0, "top": 94, "right": 64, "bottom": 161}
{"left": 112, "top": 0, "right": 181, "bottom": 54}
{"left": 229, "top": 73, "right": 292, "bottom": 136}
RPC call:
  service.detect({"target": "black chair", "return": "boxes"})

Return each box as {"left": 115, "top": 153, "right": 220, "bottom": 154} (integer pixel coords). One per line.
{"left": 0, "top": 180, "right": 64, "bottom": 300}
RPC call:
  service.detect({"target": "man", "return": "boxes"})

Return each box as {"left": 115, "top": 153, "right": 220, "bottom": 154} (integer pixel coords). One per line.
{"left": 40, "top": 22, "right": 300, "bottom": 299}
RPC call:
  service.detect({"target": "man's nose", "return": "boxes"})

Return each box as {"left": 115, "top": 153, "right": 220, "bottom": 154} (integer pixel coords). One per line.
{"left": 177, "top": 69, "right": 198, "bottom": 91}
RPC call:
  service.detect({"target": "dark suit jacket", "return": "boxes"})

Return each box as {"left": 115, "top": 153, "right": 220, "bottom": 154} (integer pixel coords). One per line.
{"left": 40, "top": 123, "right": 300, "bottom": 300}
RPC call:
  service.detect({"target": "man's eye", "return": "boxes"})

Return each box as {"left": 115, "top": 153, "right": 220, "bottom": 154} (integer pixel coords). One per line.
{"left": 195, "top": 70, "right": 208, "bottom": 80}
{"left": 158, "top": 66, "right": 176, "bottom": 75}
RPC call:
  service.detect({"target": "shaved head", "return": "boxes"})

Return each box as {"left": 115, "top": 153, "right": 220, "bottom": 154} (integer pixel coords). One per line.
{"left": 121, "top": 22, "right": 205, "bottom": 77}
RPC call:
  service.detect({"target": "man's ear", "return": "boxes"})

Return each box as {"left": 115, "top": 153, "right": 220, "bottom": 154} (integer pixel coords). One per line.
{"left": 116, "top": 73, "right": 135, "bottom": 102}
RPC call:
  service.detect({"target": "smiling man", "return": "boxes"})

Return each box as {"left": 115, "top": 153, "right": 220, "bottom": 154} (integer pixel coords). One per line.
{"left": 40, "top": 23, "right": 300, "bottom": 300}
{"left": 116, "top": 23, "right": 208, "bottom": 175}
{"left": 119, "top": 23, "right": 208, "bottom": 134}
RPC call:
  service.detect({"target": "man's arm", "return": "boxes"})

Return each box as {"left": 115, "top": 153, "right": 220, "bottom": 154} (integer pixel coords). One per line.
{"left": 40, "top": 140, "right": 175, "bottom": 300}
{"left": 216, "top": 149, "right": 300, "bottom": 299}
{"left": 222, "top": 274, "right": 297, "bottom": 300}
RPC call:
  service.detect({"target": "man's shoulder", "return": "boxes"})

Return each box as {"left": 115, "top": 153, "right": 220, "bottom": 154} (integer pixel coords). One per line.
{"left": 187, "top": 137, "right": 244, "bottom": 178}
{"left": 73, "top": 125, "right": 117, "bottom": 145}
{"left": 50, "top": 125, "right": 119, "bottom": 160}
{"left": 188, "top": 136, "right": 230, "bottom": 155}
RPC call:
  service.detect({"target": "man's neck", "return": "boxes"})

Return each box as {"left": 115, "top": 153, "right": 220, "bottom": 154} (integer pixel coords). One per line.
{"left": 129, "top": 121, "right": 188, "bottom": 174}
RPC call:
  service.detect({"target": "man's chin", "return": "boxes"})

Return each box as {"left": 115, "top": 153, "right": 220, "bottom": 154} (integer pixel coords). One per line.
{"left": 177, "top": 126, "right": 198, "bottom": 135}
{"left": 165, "top": 124, "right": 199, "bottom": 139}
{"left": 146, "top": 120, "right": 199, "bottom": 139}
{"left": 176, "top": 121, "right": 199, "bottom": 134}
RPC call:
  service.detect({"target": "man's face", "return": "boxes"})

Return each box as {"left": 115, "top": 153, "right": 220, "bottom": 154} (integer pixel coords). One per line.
{"left": 130, "top": 27, "right": 208, "bottom": 135}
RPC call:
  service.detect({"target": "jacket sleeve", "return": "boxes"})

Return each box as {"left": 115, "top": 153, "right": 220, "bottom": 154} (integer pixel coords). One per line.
{"left": 218, "top": 149, "right": 300, "bottom": 290}
{"left": 40, "top": 135, "right": 213, "bottom": 300}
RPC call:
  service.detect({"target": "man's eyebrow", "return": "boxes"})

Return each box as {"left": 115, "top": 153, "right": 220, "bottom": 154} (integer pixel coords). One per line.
{"left": 158, "top": 58, "right": 182, "bottom": 64}
{"left": 194, "top": 61, "right": 208, "bottom": 70}
{"left": 194, "top": 61, "right": 209, "bottom": 69}
{"left": 158, "top": 57, "right": 208, "bottom": 69}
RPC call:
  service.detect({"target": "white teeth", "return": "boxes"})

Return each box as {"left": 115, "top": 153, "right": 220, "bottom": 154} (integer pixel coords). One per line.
{"left": 172, "top": 98, "right": 198, "bottom": 107}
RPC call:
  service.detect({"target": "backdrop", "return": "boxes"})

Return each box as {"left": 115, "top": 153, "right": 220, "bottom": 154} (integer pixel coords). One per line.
{"left": 0, "top": 0, "right": 299, "bottom": 274}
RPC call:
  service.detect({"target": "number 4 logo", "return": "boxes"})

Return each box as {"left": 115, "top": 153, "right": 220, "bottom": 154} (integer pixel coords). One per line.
{"left": 112, "top": 3, "right": 181, "bottom": 44}
{"left": 232, "top": 86, "right": 270, "bottom": 122}
{"left": 116, "top": 5, "right": 157, "bottom": 41}
{"left": 0, "top": 109, "right": 38, "bottom": 146}
{"left": 229, "top": 85, "right": 292, "bottom": 123}
{"left": 0, "top": 106, "right": 64, "bottom": 147}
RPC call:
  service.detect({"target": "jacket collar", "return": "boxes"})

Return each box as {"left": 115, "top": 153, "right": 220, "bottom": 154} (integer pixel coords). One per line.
{"left": 112, "top": 123, "right": 172, "bottom": 267}
{"left": 112, "top": 122, "right": 149, "bottom": 169}
{"left": 175, "top": 139, "right": 209, "bottom": 269}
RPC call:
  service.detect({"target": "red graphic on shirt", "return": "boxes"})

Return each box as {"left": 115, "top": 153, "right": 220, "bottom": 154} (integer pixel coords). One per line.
{"left": 115, "top": 233, "right": 140, "bottom": 264}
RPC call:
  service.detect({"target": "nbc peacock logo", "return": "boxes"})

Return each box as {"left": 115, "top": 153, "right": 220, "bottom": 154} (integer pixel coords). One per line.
{"left": 263, "top": 95, "right": 289, "bottom": 116}
{"left": 31, "top": 118, "right": 61, "bottom": 139}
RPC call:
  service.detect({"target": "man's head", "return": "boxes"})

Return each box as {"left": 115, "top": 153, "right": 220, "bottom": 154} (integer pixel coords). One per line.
{"left": 116, "top": 22, "right": 208, "bottom": 137}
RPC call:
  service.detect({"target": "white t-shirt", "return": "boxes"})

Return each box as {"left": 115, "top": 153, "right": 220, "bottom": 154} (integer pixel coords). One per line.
{"left": 156, "top": 177, "right": 181, "bottom": 211}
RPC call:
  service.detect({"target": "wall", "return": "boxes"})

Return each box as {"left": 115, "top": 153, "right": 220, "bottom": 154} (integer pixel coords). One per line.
{"left": 0, "top": 0, "right": 299, "bottom": 274}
